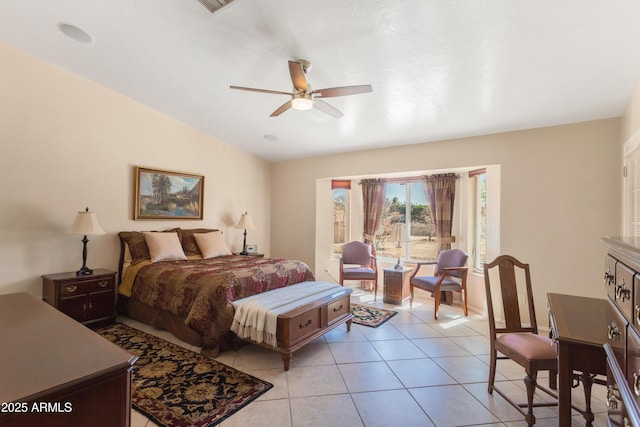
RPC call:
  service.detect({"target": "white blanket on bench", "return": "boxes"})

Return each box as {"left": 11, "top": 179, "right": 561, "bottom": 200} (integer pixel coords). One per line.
{"left": 231, "top": 281, "right": 344, "bottom": 348}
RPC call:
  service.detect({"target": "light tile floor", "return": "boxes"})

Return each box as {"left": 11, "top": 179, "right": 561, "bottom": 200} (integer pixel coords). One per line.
{"left": 123, "top": 285, "right": 609, "bottom": 427}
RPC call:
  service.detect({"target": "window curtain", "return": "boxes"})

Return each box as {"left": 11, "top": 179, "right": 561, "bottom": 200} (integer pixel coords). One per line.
{"left": 423, "top": 173, "right": 457, "bottom": 253}
{"left": 360, "top": 179, "right": 386, "bottom": 254}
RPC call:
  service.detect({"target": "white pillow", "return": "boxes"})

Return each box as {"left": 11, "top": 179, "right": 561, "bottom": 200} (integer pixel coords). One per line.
{"left": 194, "top": 231, "right": 232, "bottom": 259}
{"left": 143, "top": 232, "right": 187, "bottom": 262}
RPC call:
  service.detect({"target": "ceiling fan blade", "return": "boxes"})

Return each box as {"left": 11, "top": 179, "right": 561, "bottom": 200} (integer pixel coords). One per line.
{"left": 230, "top": 86, "right": 293, "bottom": 96}
{"left": 288, "top": 61, "right": 308, "bottom": 93}
{"left": 270, "top": 100, "right": 293, "bottom": 117}
{"left": 312, "top": 85, "right": 373, "bottom": 98}
{"left": 313, "top": 99, "right": 343, "bottom": 118}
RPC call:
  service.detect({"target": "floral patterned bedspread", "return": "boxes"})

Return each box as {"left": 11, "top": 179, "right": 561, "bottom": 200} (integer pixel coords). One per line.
{"left": 128, "top": 255, "right": 315, "bottom": 349}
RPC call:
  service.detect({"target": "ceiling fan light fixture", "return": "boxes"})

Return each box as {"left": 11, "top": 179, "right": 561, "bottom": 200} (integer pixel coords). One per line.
{"left": 291, "top": 94, "right": 313, "bottom": 111}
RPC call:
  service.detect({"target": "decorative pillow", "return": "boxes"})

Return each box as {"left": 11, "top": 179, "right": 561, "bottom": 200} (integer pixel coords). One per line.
{"left": 181, "top": 228, "right": 218, "bottom": 255}
{"left": 193, "top": 231, "right": 232, "bottom": 259}
{"left": 119, "top": 229, "right": 181, "bottom": 264}
{"left": 143, "top": 232, "right": 187, "bottom": 262}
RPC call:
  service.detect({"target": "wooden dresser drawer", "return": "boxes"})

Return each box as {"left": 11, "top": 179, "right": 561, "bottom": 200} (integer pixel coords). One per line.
{"left": 278, "top": 307, "right": 322, "bottom": 348}
{"left": 616, "top": 262, "right": 635, "bottom": 321}
{"left": 327, "top": 295, "right": 350, "bottom": 325}
{"left": 609, "top": 300, "right": 628, "bottom": 371}
{"left": 627, "top": 326, "right": 640, "bottom": 407}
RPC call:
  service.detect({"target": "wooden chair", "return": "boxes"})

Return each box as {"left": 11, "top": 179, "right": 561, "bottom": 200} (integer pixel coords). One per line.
{"left": 409, "top": 249, "right": 468, "bottom": 319}
{"left": 483, "top": 255, "right": 558, "bottom": 426}
{"left": 339, "top": 241, "right": 378, "bottom": 300}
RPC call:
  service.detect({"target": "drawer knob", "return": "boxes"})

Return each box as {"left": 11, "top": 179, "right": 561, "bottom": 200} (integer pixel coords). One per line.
{"left": 299, "top": 319, "right": 312, "bottom": 329}
{"left": 333, "top": 304, "right": 343, "bottom": 312}
{"left": 607, "top": 385, "right": 618, "bottom": 409}
{"left": 634, "top": 372, "right": 640, "bottom": 397}
{"left": 66, "top": 285, "right": 77, "bottom": 293}
{"left": 616, "top": 278, "right": 631, "bottom": 301}
{"left": 99, "top": 280, "right": 109, "bottom": 287}
{"left": 607, "top": 322, "right": 621, "bottom": 341}
{"left": 604, "top": 270, "right": 614, "bottom": 286}
{"left": 636, "top": 305, "right": 640, "bottom": 325}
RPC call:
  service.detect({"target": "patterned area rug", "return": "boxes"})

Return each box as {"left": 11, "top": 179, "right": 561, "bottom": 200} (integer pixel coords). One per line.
{"left": 350, "top": 303, "right": 398, "bottom": 328}
{"left": 96, "top": 323, "right": 272, "bottom": 426}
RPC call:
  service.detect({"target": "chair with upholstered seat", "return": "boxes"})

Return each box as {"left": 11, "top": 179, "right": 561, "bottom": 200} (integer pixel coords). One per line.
{"left": 339, "top": 241, "right": 378, "bottom": 300}
{"left": 409, "top": 249, "right": 468, "bottom": 319}
{"left": 483, "top": 255, "right": 558, "bottom": 426}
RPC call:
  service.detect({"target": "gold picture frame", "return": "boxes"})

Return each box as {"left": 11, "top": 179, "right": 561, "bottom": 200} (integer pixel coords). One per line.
{"left": 134, "top": 166, "right": 204, "bottom": 220}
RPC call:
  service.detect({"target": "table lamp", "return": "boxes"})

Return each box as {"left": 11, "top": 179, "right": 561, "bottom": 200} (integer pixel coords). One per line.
{"left": 389, "top": 223, "right": 407, "bottom": 270}
{"left": 235, "top": 212, "right": 256, "bottom": 255}
{"left": 66, "top": 207, "right": 105, "bottom": 276}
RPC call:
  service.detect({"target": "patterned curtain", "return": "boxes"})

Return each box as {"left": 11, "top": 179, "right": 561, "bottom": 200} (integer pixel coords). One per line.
{"left": 360, "top": 179, "right": 386, "bottom": 254}
{"left": 423, "top": 173, "right": 457, "bottom": 253}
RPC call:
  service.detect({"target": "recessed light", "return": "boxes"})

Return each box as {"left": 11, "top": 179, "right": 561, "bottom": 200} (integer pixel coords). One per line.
{"left": 263, "top": 134, "right": 279, "bottom": 142}
{"left": 58, "top": 23, "right": 94, "bottom": 44}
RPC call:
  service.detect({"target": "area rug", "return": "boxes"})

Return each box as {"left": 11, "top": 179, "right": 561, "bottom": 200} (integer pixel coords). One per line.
{"left": 96, "top": 323, "right": 272, "bottom": 427}
{"left": 350, "top": 303, "right": 397, "bottom": 328}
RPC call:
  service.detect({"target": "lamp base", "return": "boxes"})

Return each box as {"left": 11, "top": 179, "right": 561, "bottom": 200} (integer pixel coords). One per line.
{"left": 393, "top": 262, "right": 404, "bottom": 270}
{"left": 76, "top": 266, "right": 93, "bottom": 276}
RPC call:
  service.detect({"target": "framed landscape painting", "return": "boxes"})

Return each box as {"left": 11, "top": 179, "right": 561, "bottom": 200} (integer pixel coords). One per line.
{"left": 134, "top": 166, "right": 204, "bottom": 220}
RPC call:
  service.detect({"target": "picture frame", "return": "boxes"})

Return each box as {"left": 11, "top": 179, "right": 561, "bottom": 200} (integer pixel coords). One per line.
{"left": 134, "top": 166, "right": 204, "bottom": 220}
{"left": 246, "top": 244, "right": 258, "bottom": 254}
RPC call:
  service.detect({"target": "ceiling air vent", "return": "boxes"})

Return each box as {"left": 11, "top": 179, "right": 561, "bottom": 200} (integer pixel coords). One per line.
{"left": 197, "top": 0, "right": 234, "bottom": 14}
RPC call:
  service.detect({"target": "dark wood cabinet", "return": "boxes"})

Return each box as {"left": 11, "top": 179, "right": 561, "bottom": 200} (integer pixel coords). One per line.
{"left": 0, "top": 293, "right": 136, "bottom": 427}
{"left": 383, "top": 267, "right": 412, "bottom": 305}
{"left": 602, "top": 237, "right": 640, "bottom": 426}
{"left": 42, "top": 269, "right": 116, "bottom": 327}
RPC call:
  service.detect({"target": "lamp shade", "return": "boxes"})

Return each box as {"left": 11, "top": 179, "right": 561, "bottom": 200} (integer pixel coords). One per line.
{"left": 389, "top": 223, "right": 407, "bottom": 242}
{"left": 235, "top": 212, "right": 256, "bottom": 230}
{"left": 66, "top": 208, "right": 105, "bottom": 235}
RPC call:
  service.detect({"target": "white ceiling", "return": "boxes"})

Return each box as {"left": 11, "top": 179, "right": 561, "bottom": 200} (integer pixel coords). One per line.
{"left": 2, "top": 1, "right": 640, "bottom": 162}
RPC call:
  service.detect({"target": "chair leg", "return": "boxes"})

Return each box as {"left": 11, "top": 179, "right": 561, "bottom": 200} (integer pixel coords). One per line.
{"left": 487, "top": 350, "right": 497, "bottom": 393}
{"left": 373, "top": 279, "right": 377, "bottom": 301}
{"left": 433, "top": 289, "right": 441, "bottom": 320}
{"left": 523, "top": 373, "right": 537, "bottom": 426}
{"left": 462, "top": 287, "right": 468, "bottom": 316}
{"left": 409, "top": 285, "right": 414, "bottom": 308}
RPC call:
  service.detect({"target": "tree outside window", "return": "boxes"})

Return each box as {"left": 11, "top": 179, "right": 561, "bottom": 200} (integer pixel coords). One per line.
{"left": 376, "top": 182, "right": 438, "bottom": 261}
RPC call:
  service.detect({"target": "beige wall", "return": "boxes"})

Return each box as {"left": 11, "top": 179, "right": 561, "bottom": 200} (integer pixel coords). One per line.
{"left": 272, "top": 119, "right": 622, "bottom": 324}
{"left": 0, "top": 41, "right": 272, "bottom": 297}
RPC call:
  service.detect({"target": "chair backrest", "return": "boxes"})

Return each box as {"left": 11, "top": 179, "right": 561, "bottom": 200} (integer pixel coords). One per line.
{"left": 342, "top": 241, "right": 373, "bottom": 265}
{"left": 483, "top": 255, "right": 538, "bottom": 336}
{"left": 435, "top": 249, "right": 468, "bottom": 278}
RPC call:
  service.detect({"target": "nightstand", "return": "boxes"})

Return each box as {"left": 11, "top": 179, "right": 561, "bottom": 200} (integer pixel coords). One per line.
{"left": 42, "top": 269, "right": 116, "bottom": 328}
{"left": 383, "top": 267, "right": 413, "bottom": 305}
{"left": 235, "top": 253, "right": 265, "bottom": 258}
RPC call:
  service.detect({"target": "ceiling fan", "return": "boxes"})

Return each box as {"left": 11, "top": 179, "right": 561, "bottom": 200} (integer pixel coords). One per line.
{"left": 230, "top": 60, "right": 372, "bottom": 118}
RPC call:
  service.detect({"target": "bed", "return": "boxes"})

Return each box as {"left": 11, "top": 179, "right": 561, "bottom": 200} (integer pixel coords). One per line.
{"left": 116, "top": 228, "right": 315, "bottom": 356}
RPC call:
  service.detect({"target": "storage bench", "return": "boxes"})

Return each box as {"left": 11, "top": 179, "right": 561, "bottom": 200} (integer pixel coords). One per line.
{"left": 232, "top": 283, "right": 353, "bottom": 370}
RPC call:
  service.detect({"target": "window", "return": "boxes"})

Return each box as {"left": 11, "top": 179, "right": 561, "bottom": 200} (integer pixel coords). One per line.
{"left": 470, "top": 170, "right": 487, "bottom": 270}
{"left": 376, "top": 181, "right": 438, "bottom": 261}
{"left": 332, "top": 187, "right": 350, "bottom": 255}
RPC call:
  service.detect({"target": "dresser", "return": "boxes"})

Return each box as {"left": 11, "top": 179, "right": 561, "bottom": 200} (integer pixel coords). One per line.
{"left": 0, "top": 293, "right": 137, "bottom": 427}
{"left": 42, "top": 269, "right": 116, "bottom": 327}
{"left": 602, "top": 237, "right": 640, "bottom": 426}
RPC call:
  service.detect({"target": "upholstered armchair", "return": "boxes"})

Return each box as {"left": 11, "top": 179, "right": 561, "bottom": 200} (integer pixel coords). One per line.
{"left": 409, "top": 249, "right": 468, "bottom": 319}
{"left": 339, "top": 241, "right": 379, "bottom": 300}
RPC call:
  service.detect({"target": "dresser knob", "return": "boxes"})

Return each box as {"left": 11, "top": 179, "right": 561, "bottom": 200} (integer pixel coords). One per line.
{"left": 99, "top": 280, "right": 109, "bottom": 287}
{"left": 607, "top": 385, "right": 618, "bottom": 409}
{"left": 604, "top": 270, "right": 614, "bottom": 286}
{"left": 608, "top": 322, "right": 621, "bottom": 341}
{"left": 66, "top": 285, "right": 77, "bottom": 293}
{"left": 634, "top": 372, "right": 640, "bottom": 397}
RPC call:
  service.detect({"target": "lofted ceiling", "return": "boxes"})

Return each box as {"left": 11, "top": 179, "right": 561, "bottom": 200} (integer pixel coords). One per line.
{"left": 2, "top": 0, "right": 640, "bottom": 162}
